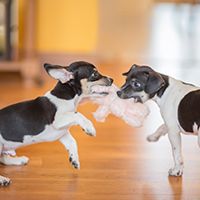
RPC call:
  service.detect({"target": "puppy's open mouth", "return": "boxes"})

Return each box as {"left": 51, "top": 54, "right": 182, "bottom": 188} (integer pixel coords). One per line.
{"left": 90, "top": 85, "right": 111, "bottom": 95}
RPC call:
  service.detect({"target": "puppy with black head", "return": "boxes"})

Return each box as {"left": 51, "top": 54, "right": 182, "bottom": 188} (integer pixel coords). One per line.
{"left": 0, "top": 61, "right": 113, "bottom": 186}
{"left": 118, "top": 64, "right": 200, "bottom": 176}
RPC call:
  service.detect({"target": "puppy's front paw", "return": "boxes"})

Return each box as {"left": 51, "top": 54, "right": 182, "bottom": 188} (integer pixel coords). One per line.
{"left": 69, "top": 154, "right": 80, "bottom": 169}
{"left": 82, "top": 120, "right": 96, "bottom": 136}
{"left": 168, "top": 167, "right": 183, "bottom": 176}
{"left": 0, "top": 176, "right": 11, "bottom": 186}
{"left": 147, "top": 134, "right": 159, "bottom": 142}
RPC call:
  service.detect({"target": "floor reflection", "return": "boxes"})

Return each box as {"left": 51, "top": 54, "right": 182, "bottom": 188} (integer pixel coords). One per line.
{"left": 168, "top": 176, "right": 183, "bottom": 200}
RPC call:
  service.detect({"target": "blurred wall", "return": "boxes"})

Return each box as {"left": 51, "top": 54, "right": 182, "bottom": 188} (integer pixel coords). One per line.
{"left": 18, "top": 0, "right": 153, "bottom": 64}
{"left": 97, "top": 0, "right": 152, "bottom": 62}
{"left": 19, "top": 0, "right": 98, "bottom": 54}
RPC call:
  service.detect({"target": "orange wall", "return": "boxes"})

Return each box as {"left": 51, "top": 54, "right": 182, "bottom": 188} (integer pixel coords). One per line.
{"left": 19, "top": 0, "right": 98, "bottom": 54}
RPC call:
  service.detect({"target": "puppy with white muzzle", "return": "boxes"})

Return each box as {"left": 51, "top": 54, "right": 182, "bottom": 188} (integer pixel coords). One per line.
{"left": 117, "top": 64, "right": 200, "bottom": 176}
{"left": 0, "top": 61, "right": 113, "bottom": 186}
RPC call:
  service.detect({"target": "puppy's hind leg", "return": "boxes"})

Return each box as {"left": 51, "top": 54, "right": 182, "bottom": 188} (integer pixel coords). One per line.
{"left": 0, "top": 144, "right": 11, "bottom": 186}
{"left": 0, "top": 154, "right": 29, "bottom": 166}
{"left": 168, "top": 129, "right": 184, "bottom": 176}
{"left": 147, "top": 124, "right": 168, "bottom": 142}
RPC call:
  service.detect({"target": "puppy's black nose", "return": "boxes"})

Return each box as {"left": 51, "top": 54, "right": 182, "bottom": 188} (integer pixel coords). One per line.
{"left": 44, "top": 63, "right": 50, "bottom": 69}
{"left": 117, "top": 91, "right": 122, "bottom": 97}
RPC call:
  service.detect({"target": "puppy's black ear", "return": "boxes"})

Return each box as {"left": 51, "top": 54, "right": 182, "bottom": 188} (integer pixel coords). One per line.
{"left": 122, "top": 64, "right": 139, "bottom": 76}
{"left": 145, "top": 71, "right": 165, "bottom": 94}
{"left": 44, "top": 63, "right": 73, "bottom": 83}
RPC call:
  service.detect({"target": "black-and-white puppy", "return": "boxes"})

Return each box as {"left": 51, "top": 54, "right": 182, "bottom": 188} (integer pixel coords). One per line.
{"left": 117, "top": 64, "right": 200, "bottom": 176}
{"left": 0, "top": 61, "right": 113, "bottom": 186}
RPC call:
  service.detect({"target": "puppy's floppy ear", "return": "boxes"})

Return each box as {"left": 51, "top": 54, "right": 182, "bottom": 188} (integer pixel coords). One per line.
{"left": 122, "top": 64, "right": 139, "bottom": 76}
{"left": 44, "top": 63, "right": 73, "bottom": 83}
{"left": 145, "top": 71, "right": 165, "bottom": 94}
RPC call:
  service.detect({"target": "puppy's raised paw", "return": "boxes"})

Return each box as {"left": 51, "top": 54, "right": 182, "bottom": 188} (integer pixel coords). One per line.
{"left": 82, "top": 120, "right": 96, "bottom": 136}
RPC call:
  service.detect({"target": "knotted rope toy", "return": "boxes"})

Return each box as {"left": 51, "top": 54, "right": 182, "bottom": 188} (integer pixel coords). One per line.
{"left": 91, "top": 84, "right": 150, "bottom": 127}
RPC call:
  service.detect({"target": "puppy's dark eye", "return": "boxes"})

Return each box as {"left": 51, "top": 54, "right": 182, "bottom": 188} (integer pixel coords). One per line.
{"left": 132, "top": 80, "right": 141, "bottom": 88}
{"left": 91, "top": 72, "right": 99, "bottom": 78}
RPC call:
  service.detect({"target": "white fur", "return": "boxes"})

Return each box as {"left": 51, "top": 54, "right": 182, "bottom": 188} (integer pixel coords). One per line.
{"left": 0, "top": 64, "right": 112, "bottom": 186}
{"left": 0, "top": 125, "right": 66, "bottom": 151}
{"left": 152, "top": 77, "right": 200, "bottom": 176}
{"left": 147, "top": 124, "right": 168, "bottom": 142}
{"left": 48, "top": 68, "right": 73, "bottom": 83}
{"left": 45, "top": 91, "right": 77, "bottom": 112}
{"left": 0, "top": 155, "right": 29, "bottom": 166}
{"left": 2, "top": 150, "right": 16, "bottom": 156}
{"left": 0, "top": 92, "right": 95, "bottom": 151}
{"left": 192, "top": 122, "right": 199, "bottom": 134}
{"left": 59, "top": 131, "right": 80, "bottom": 169}
{"left": 0, "top": 90, "right": 96, "bottom": 185}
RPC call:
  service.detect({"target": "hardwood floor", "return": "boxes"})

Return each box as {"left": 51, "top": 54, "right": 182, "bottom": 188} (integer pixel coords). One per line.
{"left": 0, "top": 67, "right": 200, "bottom": 200}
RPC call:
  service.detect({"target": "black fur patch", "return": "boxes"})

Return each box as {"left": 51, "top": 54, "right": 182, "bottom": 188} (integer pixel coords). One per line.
{"left": 0, "top": 97, "right": 56, "bottom": 142}
{"left": 51, "top": 80, "right": 81, "bottom": 100}
{"left": 118, "top": 65, "right": 169, "bottom": 100}
{"left": 50, "top": 61, "right": 105, "bottom": 100}
{"left": 156, "top": 74, "right": 169, "bottom": 98}
{"left": 178, "top": 90, "right": 200, "bottom": 132}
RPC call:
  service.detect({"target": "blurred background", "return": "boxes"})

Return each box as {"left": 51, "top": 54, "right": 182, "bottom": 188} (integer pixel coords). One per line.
{"left": 0, "top": 0, "right": 200, "bottom": 87}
